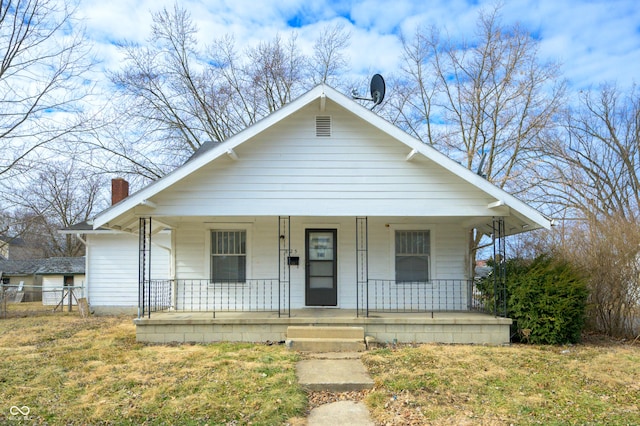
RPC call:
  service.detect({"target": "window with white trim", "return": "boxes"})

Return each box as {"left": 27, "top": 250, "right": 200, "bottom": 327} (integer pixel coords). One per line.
{"left": 211, "top": 230, "right": 246, "bottom": 282}
{"left": 395, "top": 230, "right": 430, "bottom": 282}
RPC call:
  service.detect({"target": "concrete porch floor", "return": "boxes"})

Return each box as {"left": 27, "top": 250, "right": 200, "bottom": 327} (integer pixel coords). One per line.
{"left": 136, "top": 308, "right": 502, "bottom": 321}
{"left": 134, "top": 309, "right": 512, "bottom": 345}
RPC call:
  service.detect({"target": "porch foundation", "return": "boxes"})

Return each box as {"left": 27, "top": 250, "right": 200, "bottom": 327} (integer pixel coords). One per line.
{"left": 134, "top": 310, "right": 512, "bottom": 345}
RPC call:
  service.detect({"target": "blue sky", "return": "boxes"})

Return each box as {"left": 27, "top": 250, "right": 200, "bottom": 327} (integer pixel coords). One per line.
{"left": 77, "top": 0, "right": 639, "bottom": 92}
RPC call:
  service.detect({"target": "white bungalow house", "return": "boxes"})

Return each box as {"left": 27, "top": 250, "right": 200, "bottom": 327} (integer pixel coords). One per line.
{"left": 70, "top": 84, "right": 551, "bottom": 345}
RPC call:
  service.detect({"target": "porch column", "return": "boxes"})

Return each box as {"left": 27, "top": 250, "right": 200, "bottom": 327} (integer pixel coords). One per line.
{"left": 278, "top": 216, "right": 291, "bottom": 317}
{"left": 138, "top": 217, "right": 152, "bottom": 318}
{"left": 356, "top": 217, "right": 369, "bottom": 317}
{"left": 492, "top": 217, "right": 507, "bottom": 318}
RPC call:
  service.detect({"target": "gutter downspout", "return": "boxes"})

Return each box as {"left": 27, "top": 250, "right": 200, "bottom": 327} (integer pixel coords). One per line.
{"left": 76, "top": 234, "right": 89, "bottom": 308}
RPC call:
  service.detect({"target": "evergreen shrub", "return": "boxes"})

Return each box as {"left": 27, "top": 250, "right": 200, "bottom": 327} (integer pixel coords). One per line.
{"left": 480, "top": 255, "right": 588, "bottom": 344}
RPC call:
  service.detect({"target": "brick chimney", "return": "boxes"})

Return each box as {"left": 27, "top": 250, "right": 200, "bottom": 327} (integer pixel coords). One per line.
{"left": 111, "top": 178, "right": 129, "bottom": 205}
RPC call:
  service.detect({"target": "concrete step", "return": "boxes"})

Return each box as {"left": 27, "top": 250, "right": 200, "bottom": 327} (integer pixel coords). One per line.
{"left": 286, "top": 338, "right": 366, "bottom": 352}
{"left": 287, "top": 326, "right": 365, "bottom": 339}
{"left": 286, "top": 326, "right": 366, "bottom": 352}
{"left": 296, "top": 359, "right": 374, "bottom": 392}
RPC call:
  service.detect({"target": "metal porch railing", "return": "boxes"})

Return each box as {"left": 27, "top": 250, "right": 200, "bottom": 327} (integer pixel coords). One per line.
{"left": 140, "top": 278, "right": 491, "bottom": 319}
{"left": 357, "top": 279, "right": 490, "bottom": 317}
{"left": 140, "top": 279, "right": 287, "bottom": 318}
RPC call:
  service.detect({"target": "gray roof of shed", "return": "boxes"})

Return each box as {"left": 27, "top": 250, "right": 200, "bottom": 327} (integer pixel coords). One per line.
{"left": 0, "top": 257, "right": 85, "bottom": 276}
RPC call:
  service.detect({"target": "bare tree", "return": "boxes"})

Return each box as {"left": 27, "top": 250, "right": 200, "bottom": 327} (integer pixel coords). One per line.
{"left": 247, "top": 34, "right": 307, "bottom": 113}
{"left": 389, "top": 6, "right": 565, "bottom": 196}
{"left": 540, "top": 85, "right": 640, "bottom": 221}
{"left": 559, "top": 215, "right": 640, "bottom": 339}
{"left": 7, "top": 162, "right": 106, "bottom": 257}
{"left": 0, "top": 0, "right": 93, "bottom": 180}
{"left": 91, "top": 4, "right": 353, "bottom": 181}
{"left": 310, "top": 22, "right": 351, "bottom": 86}
{"left": 387, "top": 6, "right": 565, "bottom": 275}
{"left": 531, "top": 84, "right": 640, "bottom": 338}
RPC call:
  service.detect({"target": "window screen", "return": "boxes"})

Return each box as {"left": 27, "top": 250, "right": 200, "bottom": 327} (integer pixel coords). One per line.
{"left": 211, "top": 230, "right": 246, "bottom": 282}
{"left": 395, "top": 230, "right": 430, "bottom": 282}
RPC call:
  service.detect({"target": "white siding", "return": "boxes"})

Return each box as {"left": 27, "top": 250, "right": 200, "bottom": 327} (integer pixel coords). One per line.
{"left": 42, "top": 276, "right": 64, "bottom": 306}
{"left": 173, "top": 216, "right": 468, "bottom": 310}
{"left": 42, "top": 275, "right": 86, "bottom": 306}
{"left": 86, "top": 232, "right": 170, "bottom": 308}
{"left": 150, "top": 101, "right": 496, "bottom": 217}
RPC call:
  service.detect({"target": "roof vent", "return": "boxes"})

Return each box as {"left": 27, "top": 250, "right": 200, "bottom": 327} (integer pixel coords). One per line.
{"left": 316, "top": 116, "right": 331, "bottom": 137}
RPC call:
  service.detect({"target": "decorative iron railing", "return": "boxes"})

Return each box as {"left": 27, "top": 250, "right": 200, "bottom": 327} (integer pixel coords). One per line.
{"left": 140, "top": 279, "right": 285, "bottom": 318}
{"left": 140, "top": 278, "right": 491, "bottom": 318}
{"left": 140, "top": 279, "right": 172, "bottom": 317}
{"left": 357, "top": 279, "right": 490, "bottom": 317}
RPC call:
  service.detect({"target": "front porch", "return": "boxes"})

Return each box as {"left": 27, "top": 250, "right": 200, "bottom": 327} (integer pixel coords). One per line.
{"left": 134, "top": 216, "right": 511, "bottom": 344}
{"left": 134, "top": 309, "right": 512, "bottom": 345}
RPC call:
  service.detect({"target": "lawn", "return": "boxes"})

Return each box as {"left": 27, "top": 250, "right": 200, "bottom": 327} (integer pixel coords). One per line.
{"left": 0, "top": 314, "right": 307, "bottom": 425}
{"left": 362, "top": 341, "right": 640, "bottom": 425}
{"left": 1, "top": 312, "right": 639, "bottom": 425}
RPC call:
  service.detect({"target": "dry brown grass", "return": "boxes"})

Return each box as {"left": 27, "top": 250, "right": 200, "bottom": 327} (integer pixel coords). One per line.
{"left": 0, "top": 314, "right": 306, "bottom": 425}
{"left": 362, "top": 342, "right": 640, "bottom": 425}
{"left": 2, "top": 312, "right": 639, "bottom": 425}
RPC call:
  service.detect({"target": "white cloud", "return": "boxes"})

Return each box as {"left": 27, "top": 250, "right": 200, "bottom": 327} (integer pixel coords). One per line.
{"left": 348, "top": 28, "right": 404, "bottom": 76}
{"left": 77, "top": 0, "right": 640, "bottom": 91}
{"left": 501, "top": 0, "right": 640, "bottom": 88}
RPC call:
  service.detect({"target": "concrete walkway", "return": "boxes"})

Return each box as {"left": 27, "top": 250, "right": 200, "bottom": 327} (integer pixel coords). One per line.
{"left": 307, "top": 401, "right": 374, "bottom": 426}
{"left": 296, "top": 352, "right": 375, "bottom": 425}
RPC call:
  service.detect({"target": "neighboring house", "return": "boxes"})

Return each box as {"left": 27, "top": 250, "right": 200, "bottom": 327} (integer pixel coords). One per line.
{"left": 66, "top": 84, "right": 551, "bottom": 344}
{"left": 0, "top": 259, "right": 41, "bottom": 302}
{"left": 0, "top": 235, "right": 45, "bottom": 260}
{"left": 0, "top": 257, "right": 85, "bottom": 304}
{"left": 37, "top": 257, "right": 86, "bottom": 306}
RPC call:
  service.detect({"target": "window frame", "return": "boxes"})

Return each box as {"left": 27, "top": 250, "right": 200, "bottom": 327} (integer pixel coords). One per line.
{"left": 392, "top": 228, "right": 432, "bottom": 284}
{"left": 209, "top": 228, "right": 250, "bottom": 283}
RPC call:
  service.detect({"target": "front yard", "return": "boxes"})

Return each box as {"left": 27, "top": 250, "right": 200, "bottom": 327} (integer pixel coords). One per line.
{"left": 0, "top": 312, "right": 638, "bottom": 425}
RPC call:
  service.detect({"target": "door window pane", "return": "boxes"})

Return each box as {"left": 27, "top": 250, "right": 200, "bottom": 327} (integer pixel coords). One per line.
{"left": 309, "top": 261, "right": 334, "bottom": 276}
{"left": 310, "top": 277, "right": 334, "bottom": 289}
{"left": 309, "top": 232, "right": 334, "bottom": 260}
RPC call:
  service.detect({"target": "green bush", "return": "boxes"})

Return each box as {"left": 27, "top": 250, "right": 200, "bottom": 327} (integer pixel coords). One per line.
{"left": 480, "top": 255, "right": 589, "bottom": 344}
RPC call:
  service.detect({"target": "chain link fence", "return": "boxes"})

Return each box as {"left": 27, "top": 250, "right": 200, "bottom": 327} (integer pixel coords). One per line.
{"left": 1, "top": 284, "right": 87, "bottom": 319}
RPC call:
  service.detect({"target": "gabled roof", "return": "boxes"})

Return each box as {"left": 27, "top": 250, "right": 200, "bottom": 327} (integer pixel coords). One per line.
{"left": 35, "top": 257, "right": 86, "bottom": 275}
{"left": 92, "top": 84, "right": 551, "bottom": 234}
{"left": 0, "top": 259, "right": 41, "bottom": 276}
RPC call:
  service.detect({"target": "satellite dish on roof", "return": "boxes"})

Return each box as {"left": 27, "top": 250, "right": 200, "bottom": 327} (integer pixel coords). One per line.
{"left": 351, "top": 74, "right": 386, "bottom": 110}
{"left": 370, "top": 74, "right": 385, "bottom": 106}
